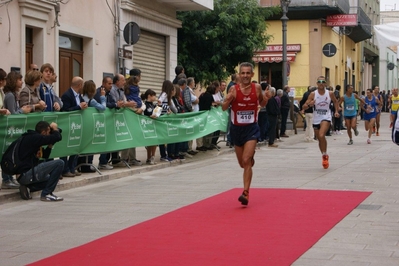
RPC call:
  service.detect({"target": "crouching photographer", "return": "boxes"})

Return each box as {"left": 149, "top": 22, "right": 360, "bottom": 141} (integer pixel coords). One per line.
{"left": 16, "top": 121, "right": 64, "bottom": 201}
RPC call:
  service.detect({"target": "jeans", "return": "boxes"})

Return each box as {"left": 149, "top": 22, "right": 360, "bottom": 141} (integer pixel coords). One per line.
{"left": 61, "top": 155, "right": 78, "bottom": 174}
{"left": 18, "top": 160, "right": 64, "bottom": 197}
{"left": 159, "top": 144, "right": 167, "bottom": 158}
{"left": 267, "top": 115, "right": 278, "bottom": 145}
{"left": 304, "top": 113, "right": 314, "bottom": 140}
{"left": 258, "top": 111, "right": 269, "bottom": 141}
{"left": 280, "top": 108, "right": 289, "bottom": 135}
{"left": 99, "top": 152, "right": 119, "bottom": 165}
{"left": 2, "top": 173, "right": 12, "bottom": 182}
{"left": 167, "top": 142, "right": 181, "bottom": 157}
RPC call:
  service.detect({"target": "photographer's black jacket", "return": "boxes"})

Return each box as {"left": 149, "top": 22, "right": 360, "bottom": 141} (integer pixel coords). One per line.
{"left": 17, "top": 129, "right": 62, "bottom": 174}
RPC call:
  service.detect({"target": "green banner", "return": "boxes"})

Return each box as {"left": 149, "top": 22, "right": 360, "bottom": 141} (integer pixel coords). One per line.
{"left": 0, "top": 107, "right": 228, "bottom": 159}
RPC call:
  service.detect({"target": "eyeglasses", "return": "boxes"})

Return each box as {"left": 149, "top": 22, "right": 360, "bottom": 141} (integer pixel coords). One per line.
{"left": 317, "top": 80, "right": 326, "bottom": 84}
{"left": 33, "top": 68, "right": 39, "bottom": 71}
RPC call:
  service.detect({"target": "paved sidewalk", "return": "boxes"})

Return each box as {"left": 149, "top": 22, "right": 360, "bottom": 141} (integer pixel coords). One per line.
{"left": 1, "top": 112, "right": 399, "bottom": 265}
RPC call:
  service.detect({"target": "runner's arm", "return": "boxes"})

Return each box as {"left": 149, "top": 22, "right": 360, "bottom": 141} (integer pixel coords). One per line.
{"left": 222, "top": 86, "right": 236, "bottom": 111}
{"left": 302, "top": 92, "right": 315, "bottom": 110}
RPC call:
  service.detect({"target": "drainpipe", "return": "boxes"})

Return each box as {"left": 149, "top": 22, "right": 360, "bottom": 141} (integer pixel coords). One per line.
{"left": 115, "top": 0, "right": 121, "bottom": 74}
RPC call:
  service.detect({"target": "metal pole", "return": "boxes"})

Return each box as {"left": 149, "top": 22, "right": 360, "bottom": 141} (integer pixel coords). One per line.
{"left": 281, "top": 0, "right": 289, "bottom": 88}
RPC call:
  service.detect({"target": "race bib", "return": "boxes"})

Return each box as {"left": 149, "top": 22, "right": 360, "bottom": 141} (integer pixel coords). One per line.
{"left": 316, "top": 109, "right": 327, "bottom": 116}
{"left": 346, "top": 104, "right": 354, "bottom": 111}
{"left": 237, "top": 110, "right": 254, "bottom": 123}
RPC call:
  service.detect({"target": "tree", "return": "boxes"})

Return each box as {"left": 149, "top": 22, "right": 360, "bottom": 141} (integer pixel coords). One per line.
{"left": 177, "top": 0, "right": 279, "bottom": 84}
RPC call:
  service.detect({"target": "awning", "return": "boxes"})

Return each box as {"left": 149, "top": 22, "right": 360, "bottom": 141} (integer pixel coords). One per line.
{"left": 252, "top": 52, "right": 297, "bottom": 63}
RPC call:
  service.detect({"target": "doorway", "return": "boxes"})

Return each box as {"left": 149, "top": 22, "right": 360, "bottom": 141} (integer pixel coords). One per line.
{"left": 59, "top": 34, "right": 83, "bottom": 96}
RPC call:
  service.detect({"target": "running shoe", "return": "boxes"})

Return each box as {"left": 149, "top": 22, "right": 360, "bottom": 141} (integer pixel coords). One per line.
{"left": 376, "top": 132, "right": 380, "bottom": 136}
{"left": 238, "top": 190, "right": 249, "bottom": 206}
{"left": 354, "top": 128, "right": 359, "bottom": 136}
{"left": 348, "top": 139, "right": 353, "bottom": 145}
{"left": 41, "top": 193, "right": 63, "bottom": 202}
{"left": 322, "top": 154, "right": 329, "bottom": 169}
{"left": 367, "top": 138, "right": 371, "bottom": 144}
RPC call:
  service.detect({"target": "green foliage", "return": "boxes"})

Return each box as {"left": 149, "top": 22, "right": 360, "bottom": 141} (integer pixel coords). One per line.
{"left": 177, "top": 0, "right": 279, "bottom": 84}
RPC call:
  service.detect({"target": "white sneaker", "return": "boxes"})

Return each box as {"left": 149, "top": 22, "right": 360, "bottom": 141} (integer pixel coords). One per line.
{"left": 98, "top": 164, "right": 113, "bottom": 170}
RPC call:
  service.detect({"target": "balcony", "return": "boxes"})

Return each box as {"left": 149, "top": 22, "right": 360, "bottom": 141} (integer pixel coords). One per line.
{"left": 260, "top": 0, "right": 350, "bottom": 19}
{"left": 157, "top": 0, "right": 213, "bottom": 11}
{"left": 347, "top": 6, "right": 372, "bottom": 43}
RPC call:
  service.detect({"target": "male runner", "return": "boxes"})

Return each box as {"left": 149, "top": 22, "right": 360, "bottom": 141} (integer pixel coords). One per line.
{"left": 302, "top": 76, "right": 340, "bottom": 169}
{"left": 222, "top": 62, "right": 270, "bottom": 205}
{"left": 339, "top": 84, "right": 365, "bottom": 145}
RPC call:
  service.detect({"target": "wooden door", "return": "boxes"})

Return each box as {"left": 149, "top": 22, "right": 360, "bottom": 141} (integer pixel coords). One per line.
{"left": 59, "top": 48, "right": 83, "bottom": 96}
{"left": 26, "top": 43, "right": 33, "bottom": 73}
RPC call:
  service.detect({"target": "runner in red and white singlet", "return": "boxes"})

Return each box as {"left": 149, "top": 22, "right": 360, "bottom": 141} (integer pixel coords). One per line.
{"left": 222, "top": 62, "right": 270, "bottom": 206}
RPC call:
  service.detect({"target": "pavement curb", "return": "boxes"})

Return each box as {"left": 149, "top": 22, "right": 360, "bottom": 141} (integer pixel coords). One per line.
{"left": 0, "top": 146, "right": 236, "bottom": 204}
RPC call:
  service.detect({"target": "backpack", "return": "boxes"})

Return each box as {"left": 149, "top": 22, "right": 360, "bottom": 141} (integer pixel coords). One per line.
{"left": 1, "top": 136, "right": 23, "bottom": 175}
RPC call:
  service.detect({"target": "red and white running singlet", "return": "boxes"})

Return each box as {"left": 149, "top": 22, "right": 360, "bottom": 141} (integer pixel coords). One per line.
{"left": 230, "top": 83, "right": 259, "bottom": 126}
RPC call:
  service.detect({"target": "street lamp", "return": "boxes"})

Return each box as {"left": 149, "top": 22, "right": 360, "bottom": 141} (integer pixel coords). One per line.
{"left": 281, "top": 0, "right": 291, "bottom": 88}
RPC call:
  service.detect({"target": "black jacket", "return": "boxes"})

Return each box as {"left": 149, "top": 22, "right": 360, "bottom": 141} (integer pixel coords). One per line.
{"left": 18, "top": 129, "right": 62, "bottom": 173}
{"left": 280, "top": 92, "right": 290, "bottom": 110}
{"left": 266, "top": 96, "right": 281, "bottom": 116}
{"left": 61, "top": 88, "right": 85, "bottom": 112}
{"left": 299, "top": 91, "right": 313, "bottom": 114}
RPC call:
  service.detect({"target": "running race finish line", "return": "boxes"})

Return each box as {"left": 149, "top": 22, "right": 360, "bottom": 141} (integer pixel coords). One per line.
{"left": 29, "top": 188, "right": 371, "bottom": 266}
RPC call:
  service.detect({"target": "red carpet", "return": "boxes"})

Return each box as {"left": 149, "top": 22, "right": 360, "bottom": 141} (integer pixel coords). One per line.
{"left": 30, "top": 188, "right": 371, "bottom": 266}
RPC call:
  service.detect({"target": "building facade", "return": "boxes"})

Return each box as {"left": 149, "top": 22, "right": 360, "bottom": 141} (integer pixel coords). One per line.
{"left": 0, "top": 0, "right": 213, "bottom": 96}
{"left": 379, "top": 10, "right": 399, "bottom": 91}
{"left": 258, "top": 0, "right": 377, "bottom": 98}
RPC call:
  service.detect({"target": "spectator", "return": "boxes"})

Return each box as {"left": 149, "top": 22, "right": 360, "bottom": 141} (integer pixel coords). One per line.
{"left": 108, "top": 73, "right": 133, "bottom": 167}
{"left": 19, "top": 70, "right": 47, "bottom": 112}
{"left": 16, "top": 121, "right": 64, "bottom": 201}
{"left": 198, "top": 84, "right": 217, "bottom": 150}
{"left": 76, "top": 80, "right": 107, "bottom": 172}
{"left": 169, "top": 79, "right": 186, "bottom": 160}
{"left": 38, "top": 63, "right": 62, "bottom": 112}
{"left": 0, "top": 68, "right": 11, "bottom": 115}
{"left": 279, "top": 85, "right": 290, "bottom": 138}
{"left": 275, "top": 89, "right": 283, "bottom": 142}
{"left": 266, "top": 87, "right": 280, "bottom": 147}
{"left": 299, "top": 86, "right": 316, "bottom": 142}
{"left": 258, "top": 82, "right": 269, "bottom": 143}
{"left": 0, "top": 69, "right": 16, "bottom": 190}
{"left": 121, "top": 69, "right": 143, "bottom": 166}
{"left": 141, "top": 89, "right": 158, "bottom": 165}
{"left": 3, "top": 71, "right": 32, "bottom": 114}
{"left": 95, "top": 76, "right": 121, "bottom": 170}
{"left": 172, "top": 65, "right": 184, "bottom": 84}
{"left": 158, "top": 80, "right": 176, "bottom": 162}
{"left": 333, "top": 85, "right": 343, "bottom": 135}
{"left": 185, "top": 77, "right": 199, "bottom": 155}
{"left": 211, "top": 81, "right": 223, "bottom": 149}
{"left": 60, "top": 76, "right": 88, "bottom": 177}
{"left": 29, "top": 63, "right": 39, "bottom": 71}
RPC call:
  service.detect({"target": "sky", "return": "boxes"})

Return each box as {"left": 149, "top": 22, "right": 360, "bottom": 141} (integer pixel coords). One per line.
{"left": 380, "top": 0, "right": 398, "bottom": 11}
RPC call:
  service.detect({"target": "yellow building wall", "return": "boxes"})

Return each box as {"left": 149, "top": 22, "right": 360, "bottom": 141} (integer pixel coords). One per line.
{"left": 256, "top": 20, "right": 360, "bottom": 98}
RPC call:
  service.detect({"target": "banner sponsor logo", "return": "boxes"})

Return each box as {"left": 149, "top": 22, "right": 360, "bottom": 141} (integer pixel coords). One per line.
{"left": 165, "top": 120, "right": 178, "bottom": 136}
{"left": 93, "top": 113, "right": 106, "bottom": 144}
{"left": 139, "top": 116, "right": 157, "bottom": 139}
{"left": 67, "top": 115, "right": 82, "bottom": 147}
{"left": 3, "top": 117, "right": 27, "bottom": 152}
{"left": 114, "top": 113, "right": 132, "bottom": 142}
